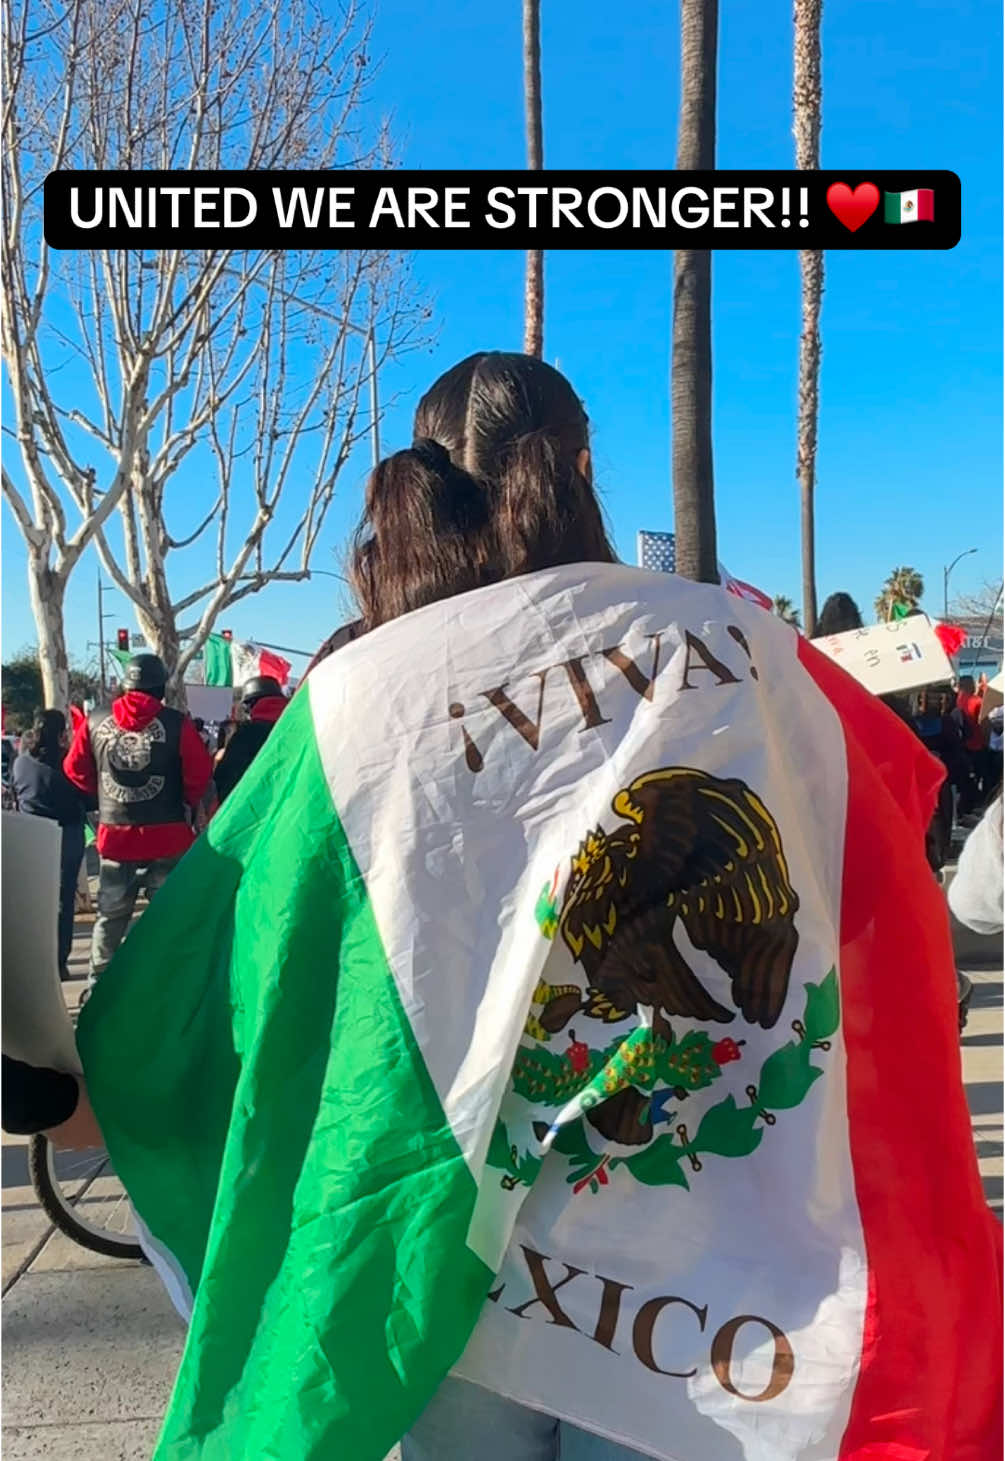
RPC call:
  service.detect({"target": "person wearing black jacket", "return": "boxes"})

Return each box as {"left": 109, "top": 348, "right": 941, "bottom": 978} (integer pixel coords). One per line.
{"left": 213, "top": 677, "right": 288, "bottom": 805}
{"left": 12, "top": 709, "right": 91, "bottom": 979}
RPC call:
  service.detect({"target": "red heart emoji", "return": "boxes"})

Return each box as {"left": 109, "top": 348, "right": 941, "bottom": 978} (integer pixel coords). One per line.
{"left": 826, "top": 181, "right": 880, "bottom": 232}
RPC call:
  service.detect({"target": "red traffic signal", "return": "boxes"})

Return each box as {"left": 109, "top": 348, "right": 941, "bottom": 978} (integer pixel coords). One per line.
{"left": 116, "top": 628, "right": 130, "bottom": 652}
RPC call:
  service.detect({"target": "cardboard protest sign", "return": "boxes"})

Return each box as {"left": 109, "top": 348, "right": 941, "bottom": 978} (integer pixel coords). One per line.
{"left": 810, "top": 616, "right": 954, "bottom": 696}
{"left": 1, "top": 812, "right": 81, "bottom": 1074}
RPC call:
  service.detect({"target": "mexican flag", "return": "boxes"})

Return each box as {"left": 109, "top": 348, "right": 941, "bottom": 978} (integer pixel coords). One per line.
{"left": 184, "top": 634, "right": 290, "bottom": 689}
{"left": 110, "top": 634, "right": 290, "bottom": 688}
{"left": 78, "top": 564, "right": 1000, "bottom": 1461}
{"left": 884, "top": 188, "right": 935, "bottom": 224}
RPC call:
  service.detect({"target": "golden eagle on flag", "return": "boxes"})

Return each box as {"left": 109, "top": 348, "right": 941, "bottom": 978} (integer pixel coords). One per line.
{"left": 558, "top": 768, "right": 800, "bottom": 1036}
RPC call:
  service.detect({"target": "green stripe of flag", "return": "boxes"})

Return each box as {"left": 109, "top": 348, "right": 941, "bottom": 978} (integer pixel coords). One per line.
{"left": 201, "top": 634, "right": 233, "bottom": 687}
{"left": 883, "top": 191, "right": 902, "bottom": 223}
{"left": 77, "top": 689, "right": 491, "bottom": 1460}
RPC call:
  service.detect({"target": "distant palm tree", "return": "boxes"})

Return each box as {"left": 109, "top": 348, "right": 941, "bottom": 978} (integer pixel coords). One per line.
{"left": 523, "top": 0, "right": 544, "bottom": 358}
{"left": 875, "top": 566, "right": 924, "bottom": 622}
{"left": 773, "top": 595, "right": 802, "bottom": 628}
{"left": 671, "top": 0, "right": 719, "bottom": 583}
{"left": 793, "top": 0, "right": 824, "bottom": 636}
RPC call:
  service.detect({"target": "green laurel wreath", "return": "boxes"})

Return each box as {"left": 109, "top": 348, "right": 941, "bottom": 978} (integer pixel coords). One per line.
{"left": 487, "top": 968, "right": 839, "bottom": 1195}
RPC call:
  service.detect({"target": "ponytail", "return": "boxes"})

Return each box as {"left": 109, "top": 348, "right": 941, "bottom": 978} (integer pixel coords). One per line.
{"left": 351, "top": 440, "right": 497, "bottom": 630}
{"left": 495, "top": 429, "right": 615, "bottom": 577}
{"left": 349, "top": 351, "right": 618, "bottom": 633}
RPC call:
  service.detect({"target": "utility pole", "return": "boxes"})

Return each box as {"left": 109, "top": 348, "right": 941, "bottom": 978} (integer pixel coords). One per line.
{"left": 97, "top": 572, "right": 107, "bottom": 703}
{"left": 943, "top": 547, "right": 977, "bottom": 622}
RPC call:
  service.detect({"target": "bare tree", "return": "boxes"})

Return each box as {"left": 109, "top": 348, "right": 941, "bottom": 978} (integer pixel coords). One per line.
{"left": 522, "top": 0, "right": 544, "bottom": 358}
{"left": 2, "top": 0, "right": 422, "bottom": 706}
{"left": 794, "top": 0, "right": 824, "bottom": 635}
{"left": 949, "top": 579, "right": 1004, "bottom": 630}
{"left": 671, "top": 0, "right": 718, "bottom": 583}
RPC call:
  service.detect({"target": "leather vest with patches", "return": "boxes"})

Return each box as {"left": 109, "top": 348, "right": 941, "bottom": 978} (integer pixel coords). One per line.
{"left": 89, "top": 706, "right": 186, "bottom": 827}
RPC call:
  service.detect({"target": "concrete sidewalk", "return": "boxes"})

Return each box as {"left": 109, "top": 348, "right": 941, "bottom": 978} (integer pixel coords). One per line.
{"left": 3, "top": 901, "right": 1001, "bottom": 1459}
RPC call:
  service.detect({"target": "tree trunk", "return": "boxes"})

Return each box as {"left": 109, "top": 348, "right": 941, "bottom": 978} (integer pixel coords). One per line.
{"left": 135, "top": 605, "right": 188, "bottom": 710}
{"left": 671, "top": 0, "right": 719, "bottom": 583}
{"left": 794, "top": 0, "right": 824, "bottom": 636}
{"left": 797, "top": 248, "right": 823, "bottom": 635}
{"left": 523, "top": 0, "right": 544, "bottom": 358}
{"left": 27, "top": 553, "right": 69, "bottom": 711}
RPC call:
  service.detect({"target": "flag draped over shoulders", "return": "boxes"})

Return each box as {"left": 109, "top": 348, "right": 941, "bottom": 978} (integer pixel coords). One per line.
{"left": 78, "top": 563, "right": 1001, "bottom": 1461}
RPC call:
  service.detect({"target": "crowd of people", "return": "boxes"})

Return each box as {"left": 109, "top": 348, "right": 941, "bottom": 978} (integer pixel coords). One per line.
{"left": 4, "top": 659, "right": 289, "bottom": 994}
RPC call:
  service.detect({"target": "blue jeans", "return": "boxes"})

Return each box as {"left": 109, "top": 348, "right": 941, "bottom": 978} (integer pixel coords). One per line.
{"left": 58, "top": 821, "right": 86, "bottom": 973}
{"left": 402, "top": 1377, "right": 653, "bottom": 1461}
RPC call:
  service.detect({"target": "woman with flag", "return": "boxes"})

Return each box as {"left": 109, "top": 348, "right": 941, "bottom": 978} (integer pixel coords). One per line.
{"left": 78, "top": 354, "right": 1000, "bottom": 1461}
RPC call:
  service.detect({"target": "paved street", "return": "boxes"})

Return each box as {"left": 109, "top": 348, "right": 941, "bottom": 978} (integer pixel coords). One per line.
{"left": 3, "top": 881, "right": 1001, "bottom": 1460}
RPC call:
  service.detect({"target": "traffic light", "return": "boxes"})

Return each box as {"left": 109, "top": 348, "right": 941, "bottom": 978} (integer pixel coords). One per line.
{"left": 116, "top": 628, "right": 129, "bottom": 652}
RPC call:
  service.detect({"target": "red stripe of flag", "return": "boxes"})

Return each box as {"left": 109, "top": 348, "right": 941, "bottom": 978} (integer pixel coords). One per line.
{"left": 796, "top": 637, "right": 1002, "bottom": 1459}
{"left": 258, "top": 647, "right": 291, "bottom": 686}
{"left": 725, "top": 576, "right": 774, "bottom": 611}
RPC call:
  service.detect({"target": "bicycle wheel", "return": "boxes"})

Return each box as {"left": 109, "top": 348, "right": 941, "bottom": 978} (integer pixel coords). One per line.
{"left": 27, "top": 1133, "right": 144, "bottom": 1262}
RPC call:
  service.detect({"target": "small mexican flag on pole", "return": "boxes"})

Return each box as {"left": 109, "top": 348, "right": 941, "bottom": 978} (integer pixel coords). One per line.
{"left": 110, "top": 634, "right": 291, "bottom": 688}
{"left": 884, "top": 189, "right": 935, "bottom": 223}
{"left": 187, "top": 634, "right": 291, "bottom": 689}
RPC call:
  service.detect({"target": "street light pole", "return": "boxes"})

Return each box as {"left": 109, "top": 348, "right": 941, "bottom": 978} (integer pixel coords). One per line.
{"left": 943, "top": 547, "right": 978, "bottom": 621}
{"left": 97, "top": 573, "right": 107, "bottom": 703}
{"left": 96, "top": 574, "right": 120, "bottom": 704}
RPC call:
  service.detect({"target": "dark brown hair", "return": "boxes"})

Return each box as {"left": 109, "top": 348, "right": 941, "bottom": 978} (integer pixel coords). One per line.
{"left": 22, "top": 709, "right": 66, "bottom": 766}
{"left": 351, "top": 352, "right": 616, "bottom": 630}
{"left": 817, "top": 592, "right": 864, "bottom": 637}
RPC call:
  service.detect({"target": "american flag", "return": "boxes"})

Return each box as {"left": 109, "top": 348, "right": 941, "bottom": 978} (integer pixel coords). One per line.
{"left": 636, "top": 529, "right": 774, "bottom": 612}
{"left": 637, "top": 530, "right": 676, "bottom": 573}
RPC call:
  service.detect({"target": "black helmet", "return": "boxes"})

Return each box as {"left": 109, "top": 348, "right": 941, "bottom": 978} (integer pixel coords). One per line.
{"left": 241, "top": 675, "right": 283, "bottom": 707}
{"left": 122, "top": 653, "right": 167, "bottom": 695}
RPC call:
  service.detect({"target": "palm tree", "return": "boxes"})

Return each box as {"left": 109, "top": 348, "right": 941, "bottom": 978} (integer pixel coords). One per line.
{"left": 773, "top": 595, "right": 802, "bottom": 628}
{"left": 875, "top": 566, "right": 924, "bottom": 622}
{"left": 793, "top": 0, "right": 824, "bottom": 636}
{"left": 523, "top": 0, "right": 544, "bottom": 358}
{"left": 671, "top": 0, "right": 719, "bottom": 583}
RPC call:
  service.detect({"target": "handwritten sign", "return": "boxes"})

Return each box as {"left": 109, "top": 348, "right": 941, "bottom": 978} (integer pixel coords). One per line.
{"left": 811, "top": 617, "right": 954, "bottom": 696}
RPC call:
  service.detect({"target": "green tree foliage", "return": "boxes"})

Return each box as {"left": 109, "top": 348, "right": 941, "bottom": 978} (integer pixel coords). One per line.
{"left": 2, "top": 648, "right": 100, "bottom": 731}
{"left": 772, "top": 595, "right": 802, "bottom": 628}
{"left": 875, "top": 566, "right": 924, "bottom": 623}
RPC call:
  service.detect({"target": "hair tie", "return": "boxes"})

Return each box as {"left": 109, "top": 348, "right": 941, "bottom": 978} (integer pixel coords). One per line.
{"left": 410, "top": 437, "right": 452, "bottom": 473}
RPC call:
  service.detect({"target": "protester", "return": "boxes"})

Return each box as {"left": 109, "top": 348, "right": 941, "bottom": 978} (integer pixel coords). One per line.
{"left": 12, "top": 709, "right": 91, "bottom": 979}
{"left": 816, "top": 592, "right": 864, "bottom": 636}
{"left": 212, "top": 719, "right": 236, "bottom": 762}
{"left": 78, "top": 355, "right": 1000, "bottom": 1461}
{"left": 948, "top": 794, "right": 1004, "bottom": 937}
{"left": 212, "top": 677, "right": 287, "bottom": 805}
{"left": 955, "top": 673, "right": 989, "bottom": 806}
{"left": 63, "top": 653, "right": 212, "bottom": 983}
{"left": 957, "top": 672, "right": 984, "bottom": 727}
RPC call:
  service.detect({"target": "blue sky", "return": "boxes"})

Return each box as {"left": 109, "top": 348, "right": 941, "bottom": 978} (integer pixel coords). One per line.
{"left": 3, "top": 0, "right": 1001, "bottom": 670}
